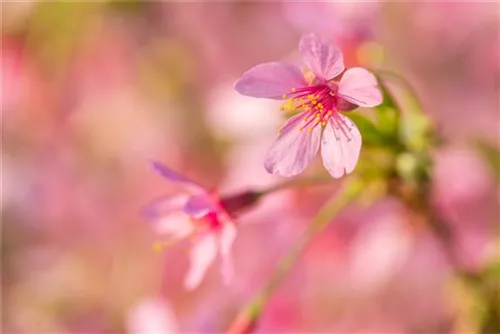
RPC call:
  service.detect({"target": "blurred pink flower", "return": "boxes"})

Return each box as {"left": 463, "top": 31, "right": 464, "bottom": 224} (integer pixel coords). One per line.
{"left": 142, "top": 161, "right": 236, "bottom": 290}
{"left": 348, "top": 208, "right": 411, "bottom": 292}
{"left": 433, "top": 147, "right": 497, "bottom": 270}
{"left": 433, "top": 147, "right": 491, "bottom": 205}
{"left": 282, "top": 2, "right": 379, "bottom": 41}
{"left": 127, "top": 297, "right": 178, "bottom": 334}
{"left": 234, "top": 33, "right": 382, "bottom": 178}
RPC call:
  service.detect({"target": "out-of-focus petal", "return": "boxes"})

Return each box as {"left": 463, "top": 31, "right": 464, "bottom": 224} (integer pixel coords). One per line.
{"left": 154, "top": 212, "right": 194, "bottom": 239}
{"left": 299, "top": 33, "right": 344, "bottom": 80}
{"left": 349, "top": 213, "right": 411, "bottom": 291}
{"left": 141, "top": 194, "right": 189, "bottom": 220}
{"left": 141, "top": 195, "right": 194, "bottom": 238}
{"left": 150, "top": 160, "right": 204, "bottom": 193}
{"left": 183, "top": 194, "right": 218, "bottom": 219}
{"left": 184, "top": 233, "right": 218, "bottom": 290}
{"left": 337, "top": 67, "right": 383, "bottom": 108}
{"left": 264, "top": 113, "right": 322, "bottom": 177}
{"left": 127, "top": 297, "right": 178, "bottom": 334}
{"left": 234, "top": 62, "right": 307, "bottom": 99}
{"left": 219, "top": 221, "right": 237, "bottom": 284}
{"left": 321, "top": 115, "right": 362, "bottom": 178}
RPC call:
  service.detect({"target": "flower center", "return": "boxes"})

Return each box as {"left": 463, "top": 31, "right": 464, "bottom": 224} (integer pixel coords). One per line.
{"left": 280, "top": 84, "right": 339, "bottom": 132}
{"left": 198, "top": 211, "right": 222, "bottom": 230}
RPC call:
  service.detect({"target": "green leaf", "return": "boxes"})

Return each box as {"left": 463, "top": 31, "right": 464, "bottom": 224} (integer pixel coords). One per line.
{"left": 348, "top": 113, "right": 387, "bottom": 146}
{"left": 374, "top": 79, "right": 399, "bottom": 140}
{"left": 396, "top": 151, "right": 431, "bottom": 183}
{"left": 400, "top": 110, "right": 434, "bottom": 152}
{"left": 376, "top": 104, "right": 399, "bottom": 139}
{"left": 373, "top": 70, "right": 438, "bottom": 153}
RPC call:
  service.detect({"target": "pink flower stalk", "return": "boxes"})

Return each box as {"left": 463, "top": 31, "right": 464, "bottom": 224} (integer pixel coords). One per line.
{"left": 142, "top": 161, "right": 236, "bottom": 290}
{"left": 234, "top": 33, "right": 383, "bottom": 178}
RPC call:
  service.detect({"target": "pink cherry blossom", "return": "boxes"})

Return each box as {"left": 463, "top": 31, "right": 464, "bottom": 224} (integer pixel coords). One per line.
{"left": 142, "top": 161, "right": 236, "bottom": 290}
{"left": 234, "top": 33, "right": 383, "bottom": 178}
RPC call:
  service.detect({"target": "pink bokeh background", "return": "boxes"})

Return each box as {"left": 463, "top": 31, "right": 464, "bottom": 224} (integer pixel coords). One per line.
{"left": 2, "top": 2, "right": 499, "bottom": 333}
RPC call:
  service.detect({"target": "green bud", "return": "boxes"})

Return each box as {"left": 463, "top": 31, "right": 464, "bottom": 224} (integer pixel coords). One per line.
{"left": 396, "top": 152, "right": 421, "bottom": 181}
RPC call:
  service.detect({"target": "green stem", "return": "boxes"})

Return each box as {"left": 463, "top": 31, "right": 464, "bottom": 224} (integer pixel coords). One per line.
{"left": 226, "top": 178, "right": 363, "bottom": 333}
{"left": 220, "top": 175, "right": 335, "bottom": 218}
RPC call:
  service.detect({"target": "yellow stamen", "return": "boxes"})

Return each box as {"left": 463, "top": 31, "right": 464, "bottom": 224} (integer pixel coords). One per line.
{"left": 322, "top": 121, "right": 327, "bottom": 126}
{"left": 291, "top": 88, "right": 297, "bottom": 92}
{"left": 282, "top": 94, "right": 287, "bottom": 99}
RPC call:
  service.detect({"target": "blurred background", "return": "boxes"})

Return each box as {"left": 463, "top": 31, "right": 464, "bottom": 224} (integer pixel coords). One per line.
{"left": 1, "top": 1, "right": 499, "bottom": 333}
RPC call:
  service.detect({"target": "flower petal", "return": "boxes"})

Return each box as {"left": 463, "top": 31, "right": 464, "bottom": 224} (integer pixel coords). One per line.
{"left": 141, "top": 195, "right": 194, "bottom": 238}
{"left": 337, "top": 67, "right": 383, "bottom": 108}
{"left": 140, "top": 194, "right": 189, "bottom": 220}
{"left": 154, "top": 212, "right": 194, "bottom": 239}
{"left": 183, "top": 194, "right": 218, "bottom": 219}
{"left": 321, "top": 114, "right": 362, "bottom": 178}
{"left": 218, "top": 218, "right": 236, "bottom": 257}
{"left": 234, "top": 62, "right": 307, "bottom": 99}
{"left": 218, "top": 221, "right": 237, "bottom": 284}
{"left": 184, "top": 233, "right": 218, "bottom": 290}
{"left": 299, "top": 33, "right": 344, "bottom": 80}
{"left": 264, "top": 113, "right": 321, "bottom": 177}
{"left": 150, "top": 160, "right": 204, "bottom": 193}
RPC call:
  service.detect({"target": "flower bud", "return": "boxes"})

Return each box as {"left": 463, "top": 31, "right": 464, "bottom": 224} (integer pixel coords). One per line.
{"left": 220, "top": 191, "right": 262, "bottom": 216}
